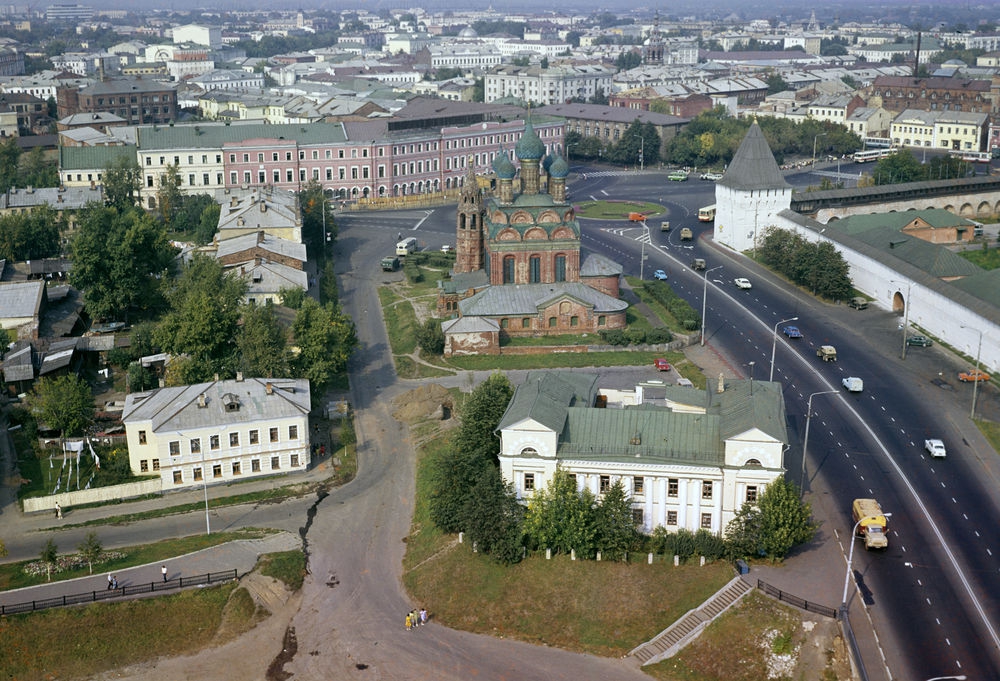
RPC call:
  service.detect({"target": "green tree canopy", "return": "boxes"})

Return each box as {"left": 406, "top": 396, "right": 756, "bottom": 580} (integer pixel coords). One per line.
{"left": 236, "top": 303, "right": 291, "bottom": 378}
{"left": 0, "top": 137, "right": 21, "bottom": 193}
{"left": 77, "top": 531, "right": 102, "bottom": 574}
{"left": 28, "top": 374, "right": 94, "bottom": 439}
{"left": 452, "top": 372, "right": 513, "bottom": 465}
{"left": 20, "top": 147, "right": 60, "bottom": 188}
{"left": 757, "top": 478, "right": 817, "bottom": 559}
{"left": 461, "top": 465, "right": 525, "bottom": 564}
{"left": 103, "top": 156, "right": 143, "bottom": 211}
{"left": 298, "top": 180, "right": 335, "bottom": 255}
{"left": 524, "top": 467, "right": 599, "bottom": 557}
{"left": 155, "top": 255, "right": 246, "bottom": 383}
{"left": 758, "top": 227, "right": 853, "bottom": 301}
{"left": 594, "top": 479, "right": 637, "bottom": 561}
{"left": 0, "top": 205, "right": 63, "bottom": 261}
{"left": 291, "top": 298, "right": 357, "bottom": 398}
{"left": 71, "top": 205, "right": 176, "bottom": 322}
{"left": 155, "top": 164, "right": 184, "bottom": 230}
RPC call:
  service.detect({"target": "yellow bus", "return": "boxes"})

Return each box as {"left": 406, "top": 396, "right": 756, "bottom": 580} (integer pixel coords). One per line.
{"left": 697, "top": 205, "right": 716, "bottom": 222}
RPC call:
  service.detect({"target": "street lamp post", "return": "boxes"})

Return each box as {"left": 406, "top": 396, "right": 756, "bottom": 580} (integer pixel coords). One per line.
{"left": 841, "top": 512, "right": 892, "bottom": 613}
{"left": 961, "top": 325, "right": 984, "bottom": 420}
{"left": 201, "top": 444, "right": 211, "bottom": 535}
{"left": 639, "top": 135, "right": 644, "bottom": 172}
{"left": 638, "top": 221, "right": 650, "bottom": 281}
{"left": 812, "top": 132, "right": 828, "bottom": 168}
{"left": 700, "top": 265, "right": 723, "bottom": 346}
{"left": 924, "top": 676, "right": 967, "bottom": 680}
{"left": 769, "top": 316, "right": 799, "bottom": 382}
{"left": 801, "top": 390, "right": 838, "bottom": 494}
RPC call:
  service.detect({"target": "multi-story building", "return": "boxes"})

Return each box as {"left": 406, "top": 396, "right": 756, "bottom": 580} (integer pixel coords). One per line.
{"left": 498, "top": 372, "right": 788, "bottom": 534}
{"left": 485, "top": 64, "right": 614, "bottom": 106}
{"left": 172, "top": 24, "right": 222, "bottom": 50}
{"left": 45, "top": 4, "right": 93, "bottom": 23}
{"left": 67, "top": 78, "right": 177, "bottom": 126}
{"left": 846, "top": 106, "right": 894, "bottom": 141}
{"left": 890, "top": 109, "right": 988, "bottom": 151}
{"left": 428, "top": 45, "right": 502, "bottom": 70}
{"left": 0, "top": 91, "right": 49, "bottom": 134}
{"left": 868, "top": 76, "right": 991, "bottom": 114}
{"left": 122, "top": 377, "right": 311, "bottom": 492}
{"left": 0, "top": 48, "right": 24, "bottom": 78}
{"left": 805, "top": 93, "right": 866, "bottom": 126}
{"left": 536, "top": 103, "right": 686, "bottom": 160}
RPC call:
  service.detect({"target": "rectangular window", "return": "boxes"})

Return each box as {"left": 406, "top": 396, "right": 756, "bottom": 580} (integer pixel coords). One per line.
{"left": 668, "top": 478, "right": 679, "bottom": 497}
{"left": 701, "top": 513, "right": 712, "bottom": 529}
{"left": 746, "top": 485, "right": 758, "bottom": 503}
{"left": 634, "top": 476, "right": 644, "bottom": 495}
{"left": 524, "top": 472, "right": 535, "bottom": 491}
{"left": 203, "top": 173, "right": 209, "bottom": 185}
{"left": 152, "top": 459, "right": 160, "bottom": 471}
{"left": 271, "top": 456, "right": 280, "bottom": 470}
{"left": 269, "top": 427, "right": 279, "bottom": 443}
{"left": 667, "top": 510, "right": 677, "bottom": 526}
{"left": 230, "top": 432, "right": 239, "bottom": 447}
{"left": 257, "top": 153, "right": 264, "bottom": 162}
{"left": 529, "top": 256, "right": 540, "bottom": 283}
{"left": 299, "top": 169, "right": 306, "bottom": 182}
{"left": 548, "top": 317, "right": 557, "bottom": 328}
{"left": 287, "top": 170, "right": 293, "bottom": 182}
{"left": 193, "top": 467, "right": 203, "bottom": 482}
{"left": 138, "top": 430, "right": 147, "bottom": 444}
{"left": 232, "top": 461, "right": 242, "bottom": 475}
{"left": 190, "top": 438, "right": 201, "bottom": 454}
{"left": 599, "top": 475, "right": 610, "bottom": 493}
{"left": 243, "top": 171, "right": 251, "bottom": 184}
{"left": 274, "top": 169, "right": 281, "bottom": 183}
{"left": 522, "top": 317, "right": 531, "bottom": 328}
{"left": 290, "top": 454, "right": 299, "bottom": 467}
{"left": 213, "top": 464, "right": 222, "bottom": 479}
{"left": 210, "top": 435, "right": 220, "bottom": 450}
{"left": 632, "top": 508, "right": 644, "bottom": 525}
{"left": 289, "top": 425, "right": 298, "bottom": 440}
{"left": 273, "top": 152, "right": 279, "bottom": 161}
{"left": 173, "top": 470, "right": 183, "bottom": 484}
{"left": 140, "top": 459, "right": 148, "bottom": 472}
{"left": 702, "top": 481, "right": 713, "bottom": 500}
{"left": 249, "top": 430, "right": 259, "bottom": 445}
{"left": 169, "top": 441, "right": 180, "bottom": 456}
{"left": 251, "top": 459, "right": 261, "bottom": 472}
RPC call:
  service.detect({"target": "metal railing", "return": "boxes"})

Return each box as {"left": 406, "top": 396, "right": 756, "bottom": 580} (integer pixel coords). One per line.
{"left": 0, "top": 569, "right": 239, "bottom": 616}
{"left": 756, "top": 578, "right": 838, "bottom": 619}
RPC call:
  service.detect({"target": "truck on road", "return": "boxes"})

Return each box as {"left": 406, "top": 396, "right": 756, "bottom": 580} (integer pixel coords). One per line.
{"left": 852, "top": 498, "right": 889, "bottom": 550}
{"left": 817, "top": 345, "right": 837, "bottom": 362}
{"left": 680, "top": 227, "right": 693, "bottom": 241}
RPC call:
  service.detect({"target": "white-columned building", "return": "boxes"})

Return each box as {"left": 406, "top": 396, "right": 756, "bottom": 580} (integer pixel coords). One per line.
{"left": 498, "top": 372, "right": 788, "bottom": 535}
{"left": 123, "top": 377, "right": 311, "bottom": 491}
{"left": 485, "top": 64, "right": 614, "bottom": 105}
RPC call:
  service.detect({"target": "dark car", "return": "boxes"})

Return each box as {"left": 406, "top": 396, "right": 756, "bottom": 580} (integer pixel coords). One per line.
{"left": 782, "top": 325, "right": 802, "bottom": 339}
{"left": 906, "top": 335, "right": 932, "bottom": 347}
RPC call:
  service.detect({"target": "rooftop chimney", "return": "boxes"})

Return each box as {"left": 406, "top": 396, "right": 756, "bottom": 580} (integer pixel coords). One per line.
{"left": 197, "top": 393, "right": 207, "bottom": 408}
{"left": 265, "top": 382, "right": 273, "bottom": 395}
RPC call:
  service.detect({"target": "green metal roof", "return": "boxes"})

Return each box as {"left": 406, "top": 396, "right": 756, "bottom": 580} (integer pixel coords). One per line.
{"left": 496, "top": 371, "right": 600, "bottom": 433}
{"left": 134, "top": 122, "right": 348, "bottom": 150}
{"left": 59, "top": 144, "right": 137, "bottom": 171}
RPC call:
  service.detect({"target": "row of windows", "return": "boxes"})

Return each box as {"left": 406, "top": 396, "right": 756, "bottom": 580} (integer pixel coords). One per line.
{"left": 522, "top": 473, "right": 759, "bottom": 508}
{"left": 95, "top": 94, "right": 169, "bottom": 105}
{"left": 227, "top": 147, "right": 383, "bottom": 164}
{"left": 163, "top": 454, "right": 301, "bottom": 482}
{"left": 138, "top": 424, "right": 299, "bottom": 451}
{"left": 147, "top": 154, "right": 222, "bottom": 166}
{"left": 879, "top": 89, "right": 981, "bottom": 101}
{"left": 498, "top": 315, "right": 605, "bottom": 329}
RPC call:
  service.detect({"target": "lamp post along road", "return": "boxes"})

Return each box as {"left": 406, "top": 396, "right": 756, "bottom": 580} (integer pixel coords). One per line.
{"left": 700, "top": 265, "right": 723, "bottom": 346}
{"left": 891, "top": 280, "right": 913, "bottom": 360}
{"left": 801, "top": 390, "right": 838, "bottom": 495}
{"left": 812, "top": 132, "right": 828, "bottom": 168}
{"left": 638, "top": 221, "right": 650, "bottom": 281}
{"left": 770, "top": 316, "right": 798, "bottom": 382}
{"left": 961, "top": 325, "right": 984, "bottom": 419}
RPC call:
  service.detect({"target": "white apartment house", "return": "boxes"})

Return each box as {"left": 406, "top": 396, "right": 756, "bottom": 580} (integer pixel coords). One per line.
{"left": 123, "top": 377, "right": 311, "bottom": 491}
{"left": 485, "top": 64, "right": 614, "bottom": 105}
{"left": 498, "top": 372, "right": 787, "bottom": 535}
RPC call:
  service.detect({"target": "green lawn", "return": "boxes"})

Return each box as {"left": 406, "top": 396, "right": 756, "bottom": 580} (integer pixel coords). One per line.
{"left": 575, "top": 200, "right": 666, "bottom": 220}
{"left": 959, "top": 244, "right": 1000, "bottom": 270}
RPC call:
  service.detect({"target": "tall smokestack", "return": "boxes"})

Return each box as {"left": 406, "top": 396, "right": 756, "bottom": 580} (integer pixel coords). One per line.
{"left": 914, "top": 31, "right": 922, "bottom": 77}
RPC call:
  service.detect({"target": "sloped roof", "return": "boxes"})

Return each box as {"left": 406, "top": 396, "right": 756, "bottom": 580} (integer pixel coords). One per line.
{"left": 717, "top": 121, "right": 790, "bottom": 192}
{"left": 1, "top": 342, "right": 35, "bottom": 382}
{"left": 496, "top": 371, "right": 599, "bottom": 433}
{"left": 441, "top": 316, "right": 499, "bottom": 334}
{"left": 458, "top": 282, "right": 628, "bottom": 317}
{"left": 215, "top": 231, "right": 306, "bottom": 262}
{"left": 0, "top": 280, "right": 44, "bottom": 320}
{"left": 579, "top": 252, "right": 623, "bottom": 277}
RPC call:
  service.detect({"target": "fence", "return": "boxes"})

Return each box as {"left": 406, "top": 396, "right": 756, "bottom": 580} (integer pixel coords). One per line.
{"left": 22, "top": 478, "right": 163, "bottom": 514}
{"left": 0, "top": 569, "right": 239, "bottom": 616}
{"left": 756, "top": 578, "right": 838, "bottom": 619}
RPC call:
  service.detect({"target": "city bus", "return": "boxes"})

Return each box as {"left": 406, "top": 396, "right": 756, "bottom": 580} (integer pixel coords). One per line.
{"left": 853, "top": 148, "right": 897, "bottom": 163}
{"left": 949, "top": 150, "right": 992, "bottom": 163}
{"left": 697, "top": 205, "right": 716, "bottom": 222}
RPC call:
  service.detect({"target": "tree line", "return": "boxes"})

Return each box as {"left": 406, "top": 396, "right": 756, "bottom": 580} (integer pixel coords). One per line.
{"left": 425, "top": 374, "right": 816, "bottom": 566}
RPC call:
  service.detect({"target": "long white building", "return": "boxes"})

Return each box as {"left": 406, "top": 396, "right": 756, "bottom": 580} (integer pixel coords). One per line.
{"left": 485, "top": 64, "right": 614, "bottom": 105}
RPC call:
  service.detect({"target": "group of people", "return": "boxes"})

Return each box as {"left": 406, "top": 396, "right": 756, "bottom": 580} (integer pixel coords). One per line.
{"left": 404, "top": 608, "right": 428, "bottom": 631}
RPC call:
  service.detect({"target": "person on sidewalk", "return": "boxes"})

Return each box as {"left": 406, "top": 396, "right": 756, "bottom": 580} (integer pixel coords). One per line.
{"left": 405, "top": 613, "right": 412, "bottom": 631}
{"left": 161, "top": 565, "right": 168, "bottom": 582}
{"left": 54, "top": 502, "right": 61, "bottom": 519}
{"left": 107, "top": 574, "right": 113, "bottom": 591}
{"left": 419, "top": 607, "right": 427, "bottom": 626}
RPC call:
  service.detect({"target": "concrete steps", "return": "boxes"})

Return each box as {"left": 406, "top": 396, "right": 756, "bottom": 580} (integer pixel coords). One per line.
{"left": 239, "top": 572, "right": 291, "bottom": 614}
{"left": 628, "top": 575, "right": 752, "bottom": 666}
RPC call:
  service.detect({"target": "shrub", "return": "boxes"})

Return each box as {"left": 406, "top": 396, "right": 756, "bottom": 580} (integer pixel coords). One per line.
{"left": 646, "top": 327, "right": 672, "bottom": 344}
{"left": 599, "top": 329, "right": 627, "bottom": 346}
{"left": 623, "top": 329, "right": 646, "bottom": 345}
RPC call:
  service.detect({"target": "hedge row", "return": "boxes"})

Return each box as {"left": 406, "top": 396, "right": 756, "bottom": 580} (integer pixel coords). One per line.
{"left": 643, "top": 280, "right": 701, "bottom": 331}
{"left": 599, "top": 327, "right": 673, "bottom": 346}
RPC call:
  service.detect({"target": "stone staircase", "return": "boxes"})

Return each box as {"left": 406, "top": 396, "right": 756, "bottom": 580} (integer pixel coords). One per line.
{"left": 627, "top": 576, "right": 753, "bottom": 666}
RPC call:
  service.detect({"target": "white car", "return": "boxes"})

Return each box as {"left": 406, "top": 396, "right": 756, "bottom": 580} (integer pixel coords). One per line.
{"left": 842, "top": 377, "right": 864, "bottom": 392}
{"left": 700, "top": 171, "right": 724, "bottom": 181}
{"left": 734, "top": 277, "right": 752, "bottom": 289}
{"left": 924, "top": 439, "right": 947, "bottom": 458}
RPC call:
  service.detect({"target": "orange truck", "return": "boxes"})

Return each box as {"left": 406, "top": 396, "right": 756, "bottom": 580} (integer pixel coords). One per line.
{"left": 628, "top": 212, "right": 646, "bottom": 222}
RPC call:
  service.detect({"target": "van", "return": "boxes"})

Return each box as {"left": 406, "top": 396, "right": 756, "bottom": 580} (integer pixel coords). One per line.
{"left": 816, "top": 345, "right": 837, "bottom": 362}
{"left": 381, "top": 256, "right": 400, "bottom": 272}
{"left": 628, "top": 212, "right": 646, "bottom": 222}
{"left": 679, "top": 227, "right": 693, "bottom": 241}
{"left": 848, "top": 297, "right": 868, "bottom": 310}
{"left": 660, "top": 221, "right": 671, "bottom": 232}
{"left": 395, "top": 237, "right": 418, "bottom": 256}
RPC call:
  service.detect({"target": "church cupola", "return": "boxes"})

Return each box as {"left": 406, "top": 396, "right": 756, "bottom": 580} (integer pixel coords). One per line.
{"left": 492, "top": 147, "right": 516, "bottom": 204}
{"left": 548, "top": 154, "right": 569, "bottom": 204}
{"left": 515, "top": 118, "right": 545, "bottom": 195}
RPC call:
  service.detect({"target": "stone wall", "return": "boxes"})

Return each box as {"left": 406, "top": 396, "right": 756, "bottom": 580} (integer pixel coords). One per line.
{"left": 23, "top": 478, "right": 162, "bottom": 514}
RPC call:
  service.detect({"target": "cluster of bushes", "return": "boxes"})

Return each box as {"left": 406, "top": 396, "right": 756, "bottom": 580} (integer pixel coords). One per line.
{"left": 643, "top": 281, "right": 701, "bottom": 331}
{"left": 647, "top": 527, "right": 727, "bottom": 562}
{"left": 599, "top": 327, "right": 673, "bottom": 346}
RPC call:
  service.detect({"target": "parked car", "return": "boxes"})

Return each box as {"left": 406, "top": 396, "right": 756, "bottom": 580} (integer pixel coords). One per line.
{"left": 734, "top": 277, "right": 752, "bottom": 289}
{"left": 654, "top": 358, "right": 671, "bottom": 372}
{"left": 924, "top": 439, "right": 947, "bottom": 458}
{"left": 668, "top": 170, "right": 689, "bottom": 181}
{"left": 700, "top": 171, "right": 724, "bottom": 181}
{"left": 958, "top": 369, "right": 991, "bottom": 382}
{"left": 440, "top": 244, "right": 453, "bottom": 254}
{"left": 782, "top": 325, "right": 802, "bottom": 339}
{"left": 653, "top": 269, "right": 668, "bottom": 280}
{"left": 906, "top": 335, "right": 932, "bottom": 347}
{"left": 848, "top": 297, "right": 869, "bottom": 310}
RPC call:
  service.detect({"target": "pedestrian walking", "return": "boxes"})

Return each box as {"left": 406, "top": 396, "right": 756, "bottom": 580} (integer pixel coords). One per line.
{"left": 405, "top": 613, "right": 412, "bottom": 631}
{"left": 54, "top": 502, "right": 61, "bottom": 519}
{"left": 410, "top": 610, "right": 418, "bottom": 630}
{"left": 107, "top": 574, "right": 113, "bottom": 591}
{"left": 161, "top": 565, "right": 168, "bottom": 582}
{"left": 419, "top": 607, "right": 427, "bottom": 626}
{"left": 111, "top": 575, "right": 118, "bottom": 590}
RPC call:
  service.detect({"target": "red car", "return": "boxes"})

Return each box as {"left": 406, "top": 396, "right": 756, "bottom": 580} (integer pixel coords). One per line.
{"left": 654, "top": 358, "right": 671, "bottom": 372}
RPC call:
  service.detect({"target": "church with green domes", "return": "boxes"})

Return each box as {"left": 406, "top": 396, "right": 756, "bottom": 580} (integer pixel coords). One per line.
{"left": 438, "top": 118, "right": 628, "bottom": 357}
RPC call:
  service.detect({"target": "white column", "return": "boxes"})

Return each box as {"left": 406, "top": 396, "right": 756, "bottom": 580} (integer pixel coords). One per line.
{"left": 679, "top": 477, "right": 690, "bottom": 529}
{"left": 657, "top": 477, "right": 667, "bottom": 527}
{"left": 713, "top": 481, "right": 723, "bottom": 533}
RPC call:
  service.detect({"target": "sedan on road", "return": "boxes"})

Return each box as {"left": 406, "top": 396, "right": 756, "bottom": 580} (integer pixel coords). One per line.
{"left": 700, "top": 172, "right": 724, "bottom": 181}
{"left": 668, "top": 171, "right": 689, "bottom": 181}
{"left": 958, "top": 369, "right": 990, "bottom": 382}
{"left": 734, "top": 277, "right": 752, "bottom": 289}
{"left": 924, "top": 439, "right": 947, "bottom": 458}
{"left": 783, "top": 325, "right": 802, "bottom": 339}
{"left": 653, "top": 269, "right": 668, "bottom": 280}
{"left": 906, "top": 335, "right": 933, "bottom": 347}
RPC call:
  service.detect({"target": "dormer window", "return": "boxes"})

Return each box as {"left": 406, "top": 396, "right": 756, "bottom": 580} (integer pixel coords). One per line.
{"left": 222, "top": 393, "right": 240, "bottom": 412}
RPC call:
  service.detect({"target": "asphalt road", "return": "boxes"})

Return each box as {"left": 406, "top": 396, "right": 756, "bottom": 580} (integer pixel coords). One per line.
{"left": 575, "top": 164, "right": 1000, "bottom": 679}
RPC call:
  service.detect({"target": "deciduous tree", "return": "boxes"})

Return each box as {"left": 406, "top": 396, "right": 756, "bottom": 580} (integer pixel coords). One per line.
{"left": 77, "top": 531, "right": 102, "bottom": 574}
{"left": 594, "top": 479, "right": 637, "bottom": 561}
{"left": 103, "top": 157, "right": 143, "bottom": 211}
{"left": 40, "top": 538, "right": 58, "bottom": 581}
{"left": 291, "top": 299, "right": 357, "bottom": 398}
{"left": 461, "top": 466, "right": 524, "bottom": 564}
{"left": 236, "top": 303, "right": 290, "bottom": 378}
{"left": 452, "top": 372, "right": 512, "bottom": 465}
{"left": 27, "top": 375, "right": 94, "bottom": 441}
{"left": 155, "top": 164, "right": 184, "bottom": 230}
{"left": 758, "top": 478, "right": 817, "bottom": 559}
{"left": 524, "top": 467, "right": 599, "bottom": 557}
